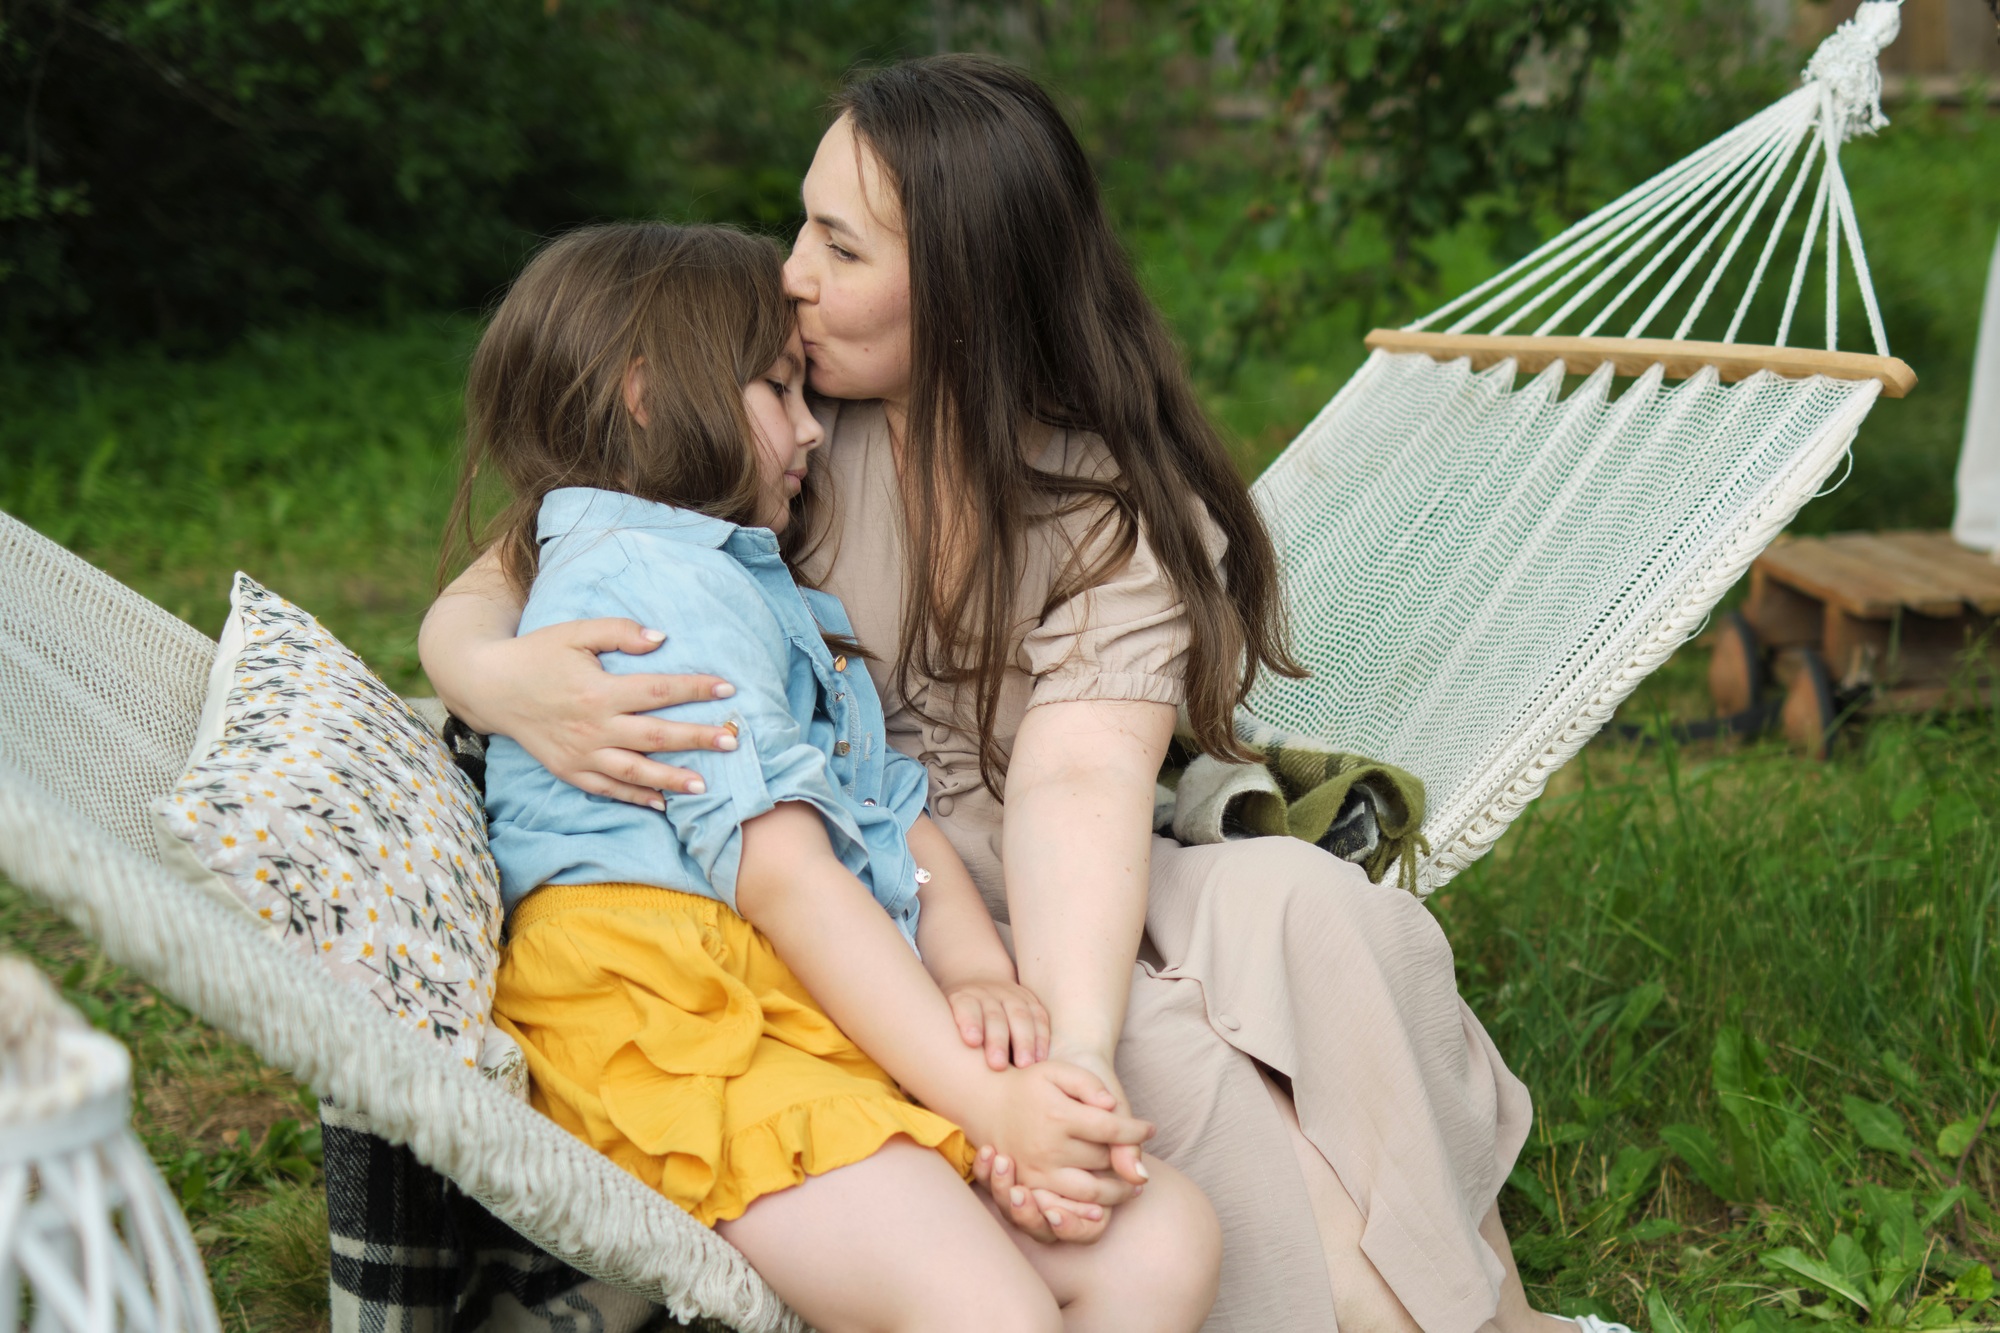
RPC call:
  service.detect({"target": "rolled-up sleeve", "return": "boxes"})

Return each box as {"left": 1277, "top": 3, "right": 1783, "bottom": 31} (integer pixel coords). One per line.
{"left": 1021, "top": 508, "right": 1219, "bottom": 711}
{"left": 582, "top": 565, "right": 865, "bottom": 911}
{"left": 880, "top": 749, "right": 931, "bottom": 834}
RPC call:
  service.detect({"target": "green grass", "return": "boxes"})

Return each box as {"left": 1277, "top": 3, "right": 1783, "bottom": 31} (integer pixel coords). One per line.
{"left": 0, "top": 316, "right": 476, "bottom": 692}
{"left": 2, "top": 96, "right": 1998, "bottom": 1333}
{"left": 1441, "top": 689, "right": 2000, "bottom": 1326}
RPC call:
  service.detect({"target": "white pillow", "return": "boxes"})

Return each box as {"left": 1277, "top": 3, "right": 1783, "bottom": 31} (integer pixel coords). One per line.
{"left": 154, "top": 573, "right": 504, "bottom": 1072}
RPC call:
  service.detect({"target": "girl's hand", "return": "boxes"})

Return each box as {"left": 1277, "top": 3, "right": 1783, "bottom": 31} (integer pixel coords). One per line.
{"left": 944, "top": 978, "right": 1050, "bottom": 1071}
{"left": 967, "top": 1059, "right": 1151, "bottom": 1206}
{"left": 1049, "top": 1040, "right": 1150, "bottom": 1189}
{"left": 973, "top": 1146, "right": 1121, "bottom": 1245}
{"left": 472, "top": 618, "right": 739, "bottom": 806}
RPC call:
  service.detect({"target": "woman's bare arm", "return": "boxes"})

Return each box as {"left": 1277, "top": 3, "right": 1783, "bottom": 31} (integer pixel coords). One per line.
{"left": 420, "top": 545, "right": 739, "bottom": 803}
{"left": 1001, "top": 697, "right": 1175, "bottom": 1180}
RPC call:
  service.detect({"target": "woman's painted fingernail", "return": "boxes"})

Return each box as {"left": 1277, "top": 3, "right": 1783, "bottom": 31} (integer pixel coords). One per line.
{"left": 1045, "top": 1211, "right": 1064, "bottom": 1228}
{"left": 685, "top": 779, "right": 706, "bottom": 795}
{"left": 715, "top": 733, "right": 738, "bottom": 751}
{"left": 978, "top": 1145, "right": 993, "bottom": 1162}
{"left": 641, "top": 628, "right": 666, "bottom": 644}
{"left": 650, "top": 798, "right": 667, "bottom": 812}
{"left": 994, "top": 1156, "right": 1011, "bottom": 1175}
{"left": 1088, "top": 1206, "right": 1103, "bottom": 1220}
{"left": 1010, "top": 1187, "right": 1027, "bottom": 1207}
{"left": 1135, "top": 1159, "right": 1151, "bottom": 1180}
{"left": 712, "top": 683, "right": 736, "bottom": 699}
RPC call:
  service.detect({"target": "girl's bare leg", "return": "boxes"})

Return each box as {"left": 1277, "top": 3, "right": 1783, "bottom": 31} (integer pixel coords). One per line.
{"left": 991, "top": 1153, "right": 1221, "bottom": 1333}
{"left": 718, "top": 1137, "right": 1061, "bottom": 1333}
{"left": 1257, "top": 1071, "right": 1567, "bottom": 1333}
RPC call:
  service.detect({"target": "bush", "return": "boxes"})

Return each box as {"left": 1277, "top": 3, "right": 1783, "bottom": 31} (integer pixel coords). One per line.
{"left": 1, "top": 1, "right": 650, "bottom": 350}
{"left": 0, "top": 0, "right": 929, "bottom": 354}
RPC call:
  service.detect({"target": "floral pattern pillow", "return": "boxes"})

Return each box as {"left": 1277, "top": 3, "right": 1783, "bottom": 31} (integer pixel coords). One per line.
{"left": 155, "top": 574, "right": 502, "bottom": 1069}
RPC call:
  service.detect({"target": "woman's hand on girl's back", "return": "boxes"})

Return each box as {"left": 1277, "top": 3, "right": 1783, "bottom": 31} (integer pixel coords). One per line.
{"left": 465, "top": 617, "right": 740, "bottom": 808}
{"left": 421, "top": 547, "right": 740, "bottom": 805}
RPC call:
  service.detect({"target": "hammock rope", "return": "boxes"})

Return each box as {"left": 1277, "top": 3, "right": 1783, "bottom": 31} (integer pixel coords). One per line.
{"left": 1245, "top": 2, "right": 1910, "bottom": 893}
{"left": 1417, "top": 2, "right": 1901, "bottom": 356}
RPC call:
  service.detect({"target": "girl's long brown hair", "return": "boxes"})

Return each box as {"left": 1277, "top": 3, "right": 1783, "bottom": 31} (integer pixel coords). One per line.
{"left": 442, "top": 223, "right": 793, "bottom": 594}
{"left": 837, "top": 55, "right": 1301, "bottom": 790}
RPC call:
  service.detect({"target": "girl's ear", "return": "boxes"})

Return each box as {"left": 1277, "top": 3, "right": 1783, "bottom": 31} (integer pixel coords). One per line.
{"left": 622, "top": 358, "right": 650, "bottom": 429}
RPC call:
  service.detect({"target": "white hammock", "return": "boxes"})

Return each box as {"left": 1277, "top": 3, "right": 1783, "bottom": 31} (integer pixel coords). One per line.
{"left": 1246, "top": 1, "right": 1912, "bottom": 893}
{"left": 0, "top": 7, "right": 1908, "bottom": 1328}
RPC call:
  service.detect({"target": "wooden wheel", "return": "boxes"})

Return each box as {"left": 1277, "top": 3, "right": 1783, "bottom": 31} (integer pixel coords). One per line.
{"left": 1707, "top": 609, "right": 1766, "bottom": 717}
{"left": 1782, "top": 646, "right": 1839, "bottom": 760}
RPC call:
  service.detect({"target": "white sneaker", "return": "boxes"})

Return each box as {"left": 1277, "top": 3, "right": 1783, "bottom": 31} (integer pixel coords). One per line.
{"left": 1559, "top": 1315, "right": 1638, "bottom": 1333}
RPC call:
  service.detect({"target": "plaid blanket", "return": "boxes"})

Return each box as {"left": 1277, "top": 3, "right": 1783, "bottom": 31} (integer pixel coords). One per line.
{"left": 322, "top": 1100, "right": 706, "bottom": 1332}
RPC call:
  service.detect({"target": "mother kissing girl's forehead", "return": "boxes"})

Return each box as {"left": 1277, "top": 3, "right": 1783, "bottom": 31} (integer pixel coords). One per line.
{"left": 424, "top": 52, "right": 1576, "bottom": 1333}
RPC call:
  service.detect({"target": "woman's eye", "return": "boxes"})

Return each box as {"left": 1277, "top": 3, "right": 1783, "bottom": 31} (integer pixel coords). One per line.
{"left": 827, "top": 243, "right": 857, "bottom": 262}
{"left": 767, "top": 379, "right": 789, "bottom": 397}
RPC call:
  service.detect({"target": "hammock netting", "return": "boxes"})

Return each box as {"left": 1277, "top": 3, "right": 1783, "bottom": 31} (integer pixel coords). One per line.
{"left": 0, "top": 4, "right": 1912, "bottom": 1326}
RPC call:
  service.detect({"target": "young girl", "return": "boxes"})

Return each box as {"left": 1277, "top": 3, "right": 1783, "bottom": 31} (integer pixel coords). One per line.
{"left": 452, "top": 222, "right": 1221, "bottom": 1333}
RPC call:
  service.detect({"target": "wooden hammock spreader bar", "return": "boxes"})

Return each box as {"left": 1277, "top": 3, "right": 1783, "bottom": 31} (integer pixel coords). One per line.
{"left": 1365, "top": 330, "right": 1918, "bottom": 398}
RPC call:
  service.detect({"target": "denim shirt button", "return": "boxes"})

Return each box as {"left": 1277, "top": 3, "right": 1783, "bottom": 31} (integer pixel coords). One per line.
{"left": 833, "top": 655, "right": 849, "bottom": 672}
{"left": 862, "top": 798, "right": 877, "bottom": 806}
{"left": 835, "top": 741, "right": 851, "bottom": 756}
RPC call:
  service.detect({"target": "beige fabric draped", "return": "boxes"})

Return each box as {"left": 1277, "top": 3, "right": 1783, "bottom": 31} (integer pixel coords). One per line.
{"left": 799, "top": 401, "right": 1533, "bottom": 1333}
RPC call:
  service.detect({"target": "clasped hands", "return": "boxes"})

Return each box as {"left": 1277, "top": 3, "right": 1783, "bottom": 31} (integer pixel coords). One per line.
{"left": 942, "top": 978, "right": 1151, "bottom": 1245}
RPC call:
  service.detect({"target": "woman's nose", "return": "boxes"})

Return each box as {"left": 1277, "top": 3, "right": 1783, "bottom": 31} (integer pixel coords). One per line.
{"left": 782, "top": 246, "right": 814, "bottom": 302}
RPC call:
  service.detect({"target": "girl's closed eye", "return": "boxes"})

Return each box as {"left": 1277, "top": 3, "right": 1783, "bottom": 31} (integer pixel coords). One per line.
{"left": 827, "top": 242, "right": 858, "bottom": 262}
{"left": 744, "top": 329, "right": 824, "bottom": 534}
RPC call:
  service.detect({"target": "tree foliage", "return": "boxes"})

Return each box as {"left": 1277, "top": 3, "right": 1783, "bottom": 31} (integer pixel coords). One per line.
{"left": 1196, "top": 0, "right": 1629, "bottom": 260}
{"left": 0, "top": 0, "right": 927, "bottom": 353}
{"left": 1156, "top": 0, "right": 1626, "bottom": 378}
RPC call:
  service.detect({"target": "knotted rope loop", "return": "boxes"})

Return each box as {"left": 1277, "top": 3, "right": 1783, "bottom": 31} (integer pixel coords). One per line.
{"left": 0, "top": 956, "right": 129, "bottom": 1131}
{"left": 1804, "top": 0, "right": 1901, "bottom": 143}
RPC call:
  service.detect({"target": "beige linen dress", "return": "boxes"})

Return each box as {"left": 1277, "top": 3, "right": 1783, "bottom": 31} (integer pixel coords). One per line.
{"left": 800, "top": 401, "right": 1533, "bottom": 1333}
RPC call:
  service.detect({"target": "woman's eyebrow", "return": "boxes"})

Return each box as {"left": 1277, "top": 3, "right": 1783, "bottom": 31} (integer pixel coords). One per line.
{"left": 812, "top": 212, "right": 858, "bottom": 241}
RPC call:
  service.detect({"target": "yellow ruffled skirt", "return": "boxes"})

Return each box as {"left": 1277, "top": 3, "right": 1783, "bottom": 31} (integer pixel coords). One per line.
{"left": 492, "top": 883, "right": 975, "bottom": 1226}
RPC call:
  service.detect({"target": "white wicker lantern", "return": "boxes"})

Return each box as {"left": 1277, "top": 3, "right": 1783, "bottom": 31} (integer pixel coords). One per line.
{"left": 0, "top": 957, "right": 220, "bottom": 1333}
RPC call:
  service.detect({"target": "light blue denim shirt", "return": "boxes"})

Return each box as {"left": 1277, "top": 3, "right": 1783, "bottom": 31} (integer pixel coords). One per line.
{"left": 484, "top": 487, "right": 932, "bottom": 947}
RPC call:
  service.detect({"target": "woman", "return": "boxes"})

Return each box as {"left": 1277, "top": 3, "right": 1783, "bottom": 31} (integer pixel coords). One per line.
{"left": 423, "top": 54, "right": 1567, "bottom": 1333}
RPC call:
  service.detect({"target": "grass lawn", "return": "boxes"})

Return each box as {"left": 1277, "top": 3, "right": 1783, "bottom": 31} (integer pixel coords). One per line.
{"left": 3, "top": 106, "right": 1999, "bottom": 1332}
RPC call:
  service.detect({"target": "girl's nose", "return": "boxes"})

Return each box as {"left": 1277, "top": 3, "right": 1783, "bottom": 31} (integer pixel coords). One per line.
{"left": 796, "top": 410, "right": 825, "bottom": 451}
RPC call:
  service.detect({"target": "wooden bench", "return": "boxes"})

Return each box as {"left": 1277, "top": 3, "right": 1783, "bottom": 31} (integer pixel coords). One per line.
{"left": 1708, "top": 531, "right": 2000, "bottom": 757}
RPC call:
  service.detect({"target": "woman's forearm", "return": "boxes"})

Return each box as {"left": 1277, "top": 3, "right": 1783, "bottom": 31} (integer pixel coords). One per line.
{"left": 419, "top": 546, "right": 525, "bottom": 733}
{"left": 1002, "top": 699, "right": 1175, "bottom": 1060}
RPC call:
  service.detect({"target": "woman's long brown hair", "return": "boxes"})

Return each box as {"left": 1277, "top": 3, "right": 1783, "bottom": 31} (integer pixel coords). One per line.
{"left": 442, "top": 223, "right": 793, "bottom": 594}
{"left": 837, "top": 55, "right": 1301, "bottom": 790}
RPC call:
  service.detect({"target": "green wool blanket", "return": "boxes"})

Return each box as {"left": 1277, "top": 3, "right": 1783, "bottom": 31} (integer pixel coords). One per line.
{"left": 1155, "top": 720, "right": 1428, "bottom": 893}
